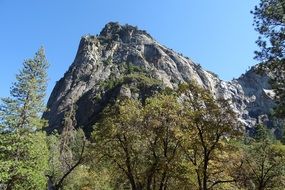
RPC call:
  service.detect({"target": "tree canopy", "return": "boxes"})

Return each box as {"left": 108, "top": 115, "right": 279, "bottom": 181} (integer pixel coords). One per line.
{"left": 252, "top": 0, "right": 285, "bottom": 118}
{"left": 0, "top": 47, "right": 50, "bottom": 189}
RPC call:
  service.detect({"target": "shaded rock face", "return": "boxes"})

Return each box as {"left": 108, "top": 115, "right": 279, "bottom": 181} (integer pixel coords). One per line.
{"left": 43, "top": 22, "right": 275, "bottom": 133}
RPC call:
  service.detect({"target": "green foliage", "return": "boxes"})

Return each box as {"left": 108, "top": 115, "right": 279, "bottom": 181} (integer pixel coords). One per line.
{"left": 92, "top": 98, "right": 143, "bottom": 189}
{"left": 0, "top": 48, "right": 50, "bottom": 189}
{"left": 2, "top": 46, "right": 285, "bottom": 190}
{"left": 92, "top": 94, "right": 185, "bottom": 189}
{"left": 235, "top": 140, "right": 285, "bottom": 190}
{"left": 177, "top": 82, "right": 242, "bottom": 190}
{"left": 0, "top": 132, "right": 49, "bottom": 190}
{"left": 63, "top": 165, "right": 114, "bottom": 190}
{"left": 122, "top": 73, "right": 162, "bottom": 88}
{"left": 46, "top": 133, "right": 62, "bottom": 184}
{"left": 100, "top": 63, "right": 158, "bottom": 90}
{"left": 123, "top": 62, "right": 148, "bottom": 75}
{"left": 99, "top": 77, "right": 122, "bottom": 91}
{"left": 96, "top": 71, "right": 162, "bottom": 104}
{"left": 252, "top": 0, "right": 285, "bottom": 119}
{"left": 103, "top": 56, "right": 113, "bottom": 66}
{"left": 92, "top": 83, "right": 242, "bottom": 190}
{"left": 94, "top": 93, "right": 102, "bottom": 102}
{"left": 46, "top": 112, "right": 87, "bottom": 190}
{"left": 0, "top": 47, "right": 49, "bottom": 131}
{"left": 252, "top": 0, "right": 285, "bottom": 62}
{"left": 253, "top": 124, "right": 273, "bottom": 142}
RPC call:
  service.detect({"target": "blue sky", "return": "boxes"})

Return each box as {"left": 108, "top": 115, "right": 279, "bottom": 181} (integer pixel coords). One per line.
{"left": 0, "top": 0, "right": 259, "bottom": 99}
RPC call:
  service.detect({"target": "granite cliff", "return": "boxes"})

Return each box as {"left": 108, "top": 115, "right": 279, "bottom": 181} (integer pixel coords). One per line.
{"left": 43, "top": 22, "right": 275, "bottom": 134}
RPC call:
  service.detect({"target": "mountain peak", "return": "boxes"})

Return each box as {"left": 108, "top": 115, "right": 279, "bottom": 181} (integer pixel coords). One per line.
{"left": 99, "top": 22, "right": 153, "bottom": 43}
{"left": 43, "top": 22, "right": 275, "bottom": 134}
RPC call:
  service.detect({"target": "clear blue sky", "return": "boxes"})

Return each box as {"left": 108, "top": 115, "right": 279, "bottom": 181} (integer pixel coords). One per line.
{"left": 0, "top": 0, "right": 259, "bottom": 99}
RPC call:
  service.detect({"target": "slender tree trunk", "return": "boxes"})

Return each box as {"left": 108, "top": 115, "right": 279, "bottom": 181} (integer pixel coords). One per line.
{"left": 258, "top": 181, "right": 265, "bottom": 190}
{"left": 194, "top": 167, "right": 202, "bottom": 190}
{"left": 129, "top": 177, "right": 137, "bottom": 190}
{"left": 122, "top": 136, "right": 137, "bottom": 190}
{"left": 47, "top": 176, "right": 57, "bottom": 190}
{"left": 6, "top": 180, "right": 13, "bottom": 190}
{"left": 159, "top": 171, "right": 167, "bottom": 190}
{"left": 202, "top": 151, "right": 209, "bottom": 190}
{"left": 146, "top": 161, "right": 157, "bottom": 190}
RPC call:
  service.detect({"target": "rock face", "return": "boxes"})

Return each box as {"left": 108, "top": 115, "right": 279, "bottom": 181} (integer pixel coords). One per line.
{"left": 43, "top": 22, "right": 275, "bottom": 133}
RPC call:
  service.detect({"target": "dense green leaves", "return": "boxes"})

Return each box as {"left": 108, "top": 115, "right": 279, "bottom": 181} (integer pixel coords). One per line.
{"left": 46, "top": 106, "right": 87, "bottom": 190}
{"left": 0, "top": 47, "right": 49, "bottom": 131}
{"left": 252, "top": 0, "right": 285, "bottom": 118}
{"left": 92, "top": 94, "right": 185, "bottom": 189}
{"left": 178, "top": 83, "right": 242, "bottom": 190}
{"left": 0, "top": 48, "right": 50, "bottom": 189}
{"left": 0, "top": 42, "right": 285, "bottom": 190}
{"left": 0, "top": 131, "right": 49, "bottom": 189}
{"left": 252, "top": 0, "right": 285, "bottom": 61}
{"left": 91, "top": 83, "right": 242, "bottom": 190}
{"left": 235, "top": 141, "right": 285, "bottom": 190}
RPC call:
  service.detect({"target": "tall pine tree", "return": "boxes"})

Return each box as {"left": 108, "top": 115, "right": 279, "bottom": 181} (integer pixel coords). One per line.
{"left": 252, "top": 0, "right": 285, "bottom": 118}
{"left": 0, "top": 47, "right": 49, "bottom": 131}
{"left": 0, "top": 47, "right": 49, "bottom": 189}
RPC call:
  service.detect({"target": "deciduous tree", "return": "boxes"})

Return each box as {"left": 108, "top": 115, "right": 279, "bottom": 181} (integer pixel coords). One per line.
{"left": 178, "top": 83, "right": 241, "bottom": 190}
{"left": 92, "top": 94, "right": 185, "bottom": 190}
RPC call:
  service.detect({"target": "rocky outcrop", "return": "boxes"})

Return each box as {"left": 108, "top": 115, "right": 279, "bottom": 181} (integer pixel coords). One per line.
{"left": 43, "top": 22, "right": 275, "bottom": 133}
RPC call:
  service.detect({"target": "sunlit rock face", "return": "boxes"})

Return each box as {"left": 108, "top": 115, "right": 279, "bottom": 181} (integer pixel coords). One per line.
{"left": 43, "top": 22, "right": 275, "bottom": 134}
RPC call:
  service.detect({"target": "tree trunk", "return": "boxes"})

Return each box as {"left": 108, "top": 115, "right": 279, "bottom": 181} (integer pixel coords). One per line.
{"left": 202, "top": 151, "right": 209, "bottom": 190}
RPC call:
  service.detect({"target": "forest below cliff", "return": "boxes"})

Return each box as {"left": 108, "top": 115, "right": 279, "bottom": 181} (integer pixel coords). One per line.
{"left": 1, "top": 0, "right": 285, "bottom": 190}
